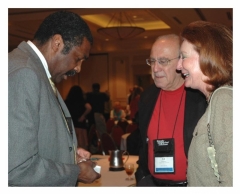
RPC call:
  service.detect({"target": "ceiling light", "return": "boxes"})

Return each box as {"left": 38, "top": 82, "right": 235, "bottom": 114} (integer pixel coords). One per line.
{"left": 97, "top": 12, "right": 145, "bottom": 40}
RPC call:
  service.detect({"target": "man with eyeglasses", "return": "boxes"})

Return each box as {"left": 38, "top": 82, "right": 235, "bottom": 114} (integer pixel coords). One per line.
{"left": 135, "top": 34, "right": 207, "bottom": 186}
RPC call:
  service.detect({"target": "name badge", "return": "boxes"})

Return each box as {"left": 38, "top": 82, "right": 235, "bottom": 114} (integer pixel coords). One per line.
{"left": 153, "top": 138, "right": 175, "bottom": 174}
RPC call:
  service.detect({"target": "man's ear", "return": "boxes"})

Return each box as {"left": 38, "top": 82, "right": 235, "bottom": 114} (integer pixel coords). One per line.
{"left": 51, "top": 34, "right": 63, "bottom": 52}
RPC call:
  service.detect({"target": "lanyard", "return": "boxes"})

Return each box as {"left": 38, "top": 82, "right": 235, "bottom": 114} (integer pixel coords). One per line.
{"left": 156, "top": 89, "right": 185, "bottom": 138}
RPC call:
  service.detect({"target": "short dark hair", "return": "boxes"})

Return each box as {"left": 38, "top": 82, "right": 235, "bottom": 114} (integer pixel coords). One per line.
{"left": 92, "top": 83, "right": 100, "bottom": 91}
{"left": 33, "top": 10, "right": 93, "bottom": 54}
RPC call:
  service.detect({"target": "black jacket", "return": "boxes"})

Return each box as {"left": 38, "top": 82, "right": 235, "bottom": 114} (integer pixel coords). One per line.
{"left": 135, "top": 84, "right": 207, "bottom": 183}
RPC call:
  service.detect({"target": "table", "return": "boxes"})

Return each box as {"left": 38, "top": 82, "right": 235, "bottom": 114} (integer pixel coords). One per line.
{"left": 77, "top": 154, "right": 138, "bottom": 187}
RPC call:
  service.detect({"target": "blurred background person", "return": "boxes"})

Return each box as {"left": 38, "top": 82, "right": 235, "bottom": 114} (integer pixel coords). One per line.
{"left": 126, "top": 112, "right": 140, "bottom": 155}
{"left": 126, "top": 85, "right": 137, "bottom": 120}
{"left": 129, "top": 85, "right": 143, "bottom": 121}
{"left": 110, "top": 101, "right": 126, "bottom": 121}
{"left": 104, "top": 90, "right": 112, "bottom": 121}
{"left": 177, "top": 21, "right": 233, "bottom": 186}
{"left": 65, "top": 85, "right": 91, "bottom": 150}
{"left": 86, "top": 83, "right": 110, "bottom": 129}
{"left": 127, "top": 87, "right": 133, "bottom": 104}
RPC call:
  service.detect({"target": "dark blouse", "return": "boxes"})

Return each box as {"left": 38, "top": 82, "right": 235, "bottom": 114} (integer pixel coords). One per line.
{"left": 65, "top": 99, "right": 88, "bottom": 129}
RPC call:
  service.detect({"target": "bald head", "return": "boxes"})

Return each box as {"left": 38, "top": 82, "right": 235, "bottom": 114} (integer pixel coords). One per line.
{"left": 151, "top": 34, "right": 180, "bottom": 58}
{"left": 149, "top": 34, "right": 184, "bottom": 91}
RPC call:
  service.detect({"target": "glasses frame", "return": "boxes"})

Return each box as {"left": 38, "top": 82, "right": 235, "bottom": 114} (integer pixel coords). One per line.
{"left": 146, "top": 56, "right": 180, "bottom": 67}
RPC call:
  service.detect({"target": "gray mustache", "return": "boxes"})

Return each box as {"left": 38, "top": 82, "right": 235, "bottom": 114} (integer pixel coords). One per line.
{"left": 65, "top": 70, "right": 76, "bottom": 76}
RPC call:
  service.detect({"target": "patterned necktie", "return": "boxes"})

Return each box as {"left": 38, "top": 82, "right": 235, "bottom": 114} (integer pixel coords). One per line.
{"left": 49, "top": 77, "right": 77, "bottom": 163}
{"left": 49, "top": 78, "right": 57, "bottom": 96}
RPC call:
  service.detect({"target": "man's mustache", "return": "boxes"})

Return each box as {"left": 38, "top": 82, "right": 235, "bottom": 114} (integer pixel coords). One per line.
{"left": 65, "top": 70, "right": 76, "bottom": 76}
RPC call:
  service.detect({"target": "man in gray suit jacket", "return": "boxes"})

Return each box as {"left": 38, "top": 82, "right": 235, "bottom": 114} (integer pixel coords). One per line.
{"left": 8, "top": 10, "right": 101, "bottom": 186}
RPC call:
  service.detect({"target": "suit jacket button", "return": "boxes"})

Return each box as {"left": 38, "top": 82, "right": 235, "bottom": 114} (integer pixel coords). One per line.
{"left": 69, "top": 147, "right": 72, "bottom": 152}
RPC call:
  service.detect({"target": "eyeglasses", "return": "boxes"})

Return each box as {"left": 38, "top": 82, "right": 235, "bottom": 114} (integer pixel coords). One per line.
{"left": 146, "top": 56, "right": 180, "bottom": 67}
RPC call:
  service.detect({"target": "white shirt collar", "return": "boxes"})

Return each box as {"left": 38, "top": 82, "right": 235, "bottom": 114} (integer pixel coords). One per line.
{"left": 27, "top": 40, "right": 51, "bottom": 79}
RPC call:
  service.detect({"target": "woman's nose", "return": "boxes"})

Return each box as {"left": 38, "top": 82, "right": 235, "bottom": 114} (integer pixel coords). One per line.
{"left": 176, "top": 58, "right": 183, "bottom": 70}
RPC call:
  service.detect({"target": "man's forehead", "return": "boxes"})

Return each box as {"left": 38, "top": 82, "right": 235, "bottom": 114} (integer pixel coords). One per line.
{"left": 151, "top": 39, "right": 179, "bottom": 54}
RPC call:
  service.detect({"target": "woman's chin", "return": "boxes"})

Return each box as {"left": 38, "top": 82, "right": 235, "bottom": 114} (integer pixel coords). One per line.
{"left": 184, "top": 80, "right": 192, "bottom": 88}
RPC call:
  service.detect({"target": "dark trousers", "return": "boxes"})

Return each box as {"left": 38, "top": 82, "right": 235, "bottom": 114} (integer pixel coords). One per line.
{"left": 137, "top": 174, "right": 187, "bottom": 187}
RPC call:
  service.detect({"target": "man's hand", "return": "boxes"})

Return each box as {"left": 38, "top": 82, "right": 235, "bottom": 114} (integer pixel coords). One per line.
{"left": 76, "top": 147, "right": 91, "bottom": 161}
{"left": 77, "top": 160, "right": 101, "bottom": 183}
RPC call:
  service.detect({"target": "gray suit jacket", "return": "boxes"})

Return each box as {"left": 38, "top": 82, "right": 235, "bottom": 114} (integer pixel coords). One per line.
{"left": 8, "top": 41, "right": 79, "bottom": 186}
